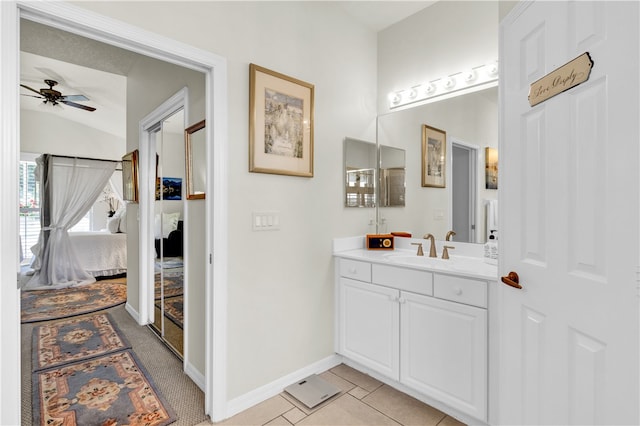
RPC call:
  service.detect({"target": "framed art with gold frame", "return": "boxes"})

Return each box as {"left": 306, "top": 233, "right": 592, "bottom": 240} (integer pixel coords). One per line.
{"left": 421, "top": 124, "right": 446, "bottom": 188}
{"left": 122, "top": 149, "right": 139, "bottom": 202}
{"left": 249, "top": 63, "right": 314, "bottom": 177}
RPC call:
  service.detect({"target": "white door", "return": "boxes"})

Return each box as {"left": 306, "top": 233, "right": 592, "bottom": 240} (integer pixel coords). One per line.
{"left": 499, "top": 1, "right": 639, "bottom": 425}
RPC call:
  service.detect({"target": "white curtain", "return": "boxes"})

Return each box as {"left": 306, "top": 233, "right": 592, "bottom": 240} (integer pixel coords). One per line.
{"left": 25, "top": 155, "right": 117, "bottom": 289}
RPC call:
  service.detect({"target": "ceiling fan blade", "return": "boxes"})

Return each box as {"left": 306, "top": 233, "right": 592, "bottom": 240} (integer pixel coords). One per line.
{"left": 60, "top": 94, "right": 89, "bottom": 102}
{"left": 21, "top": 94, "right": 44, "bottom": 99}
{"left": 20, "top": 84, "right": 42, "bottom": 95}
{"left": 61, "top": 100, "right": 96, "bottom": 112}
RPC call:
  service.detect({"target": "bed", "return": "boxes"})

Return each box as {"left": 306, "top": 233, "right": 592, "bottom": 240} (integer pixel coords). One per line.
{"left": 68, "top": 231, "right": 127, "bottom": 277}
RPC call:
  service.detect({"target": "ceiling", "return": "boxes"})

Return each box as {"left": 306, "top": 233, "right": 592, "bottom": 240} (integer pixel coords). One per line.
{"left": 19, "top": 2, "right": 435, "bottom": 139}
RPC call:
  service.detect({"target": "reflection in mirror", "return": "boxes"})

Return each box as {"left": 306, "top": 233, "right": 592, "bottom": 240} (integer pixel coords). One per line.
{"left": 152, "top": 108, "right": 185, "bottom": 357}
{"left": 344, "top": 138, "right": 376, "bottom": 207}
{"left": 379, "top": 145, "right": 405, "bottom": 207}
{"left": 185, "top": 119, "right": 206, "bottom": 200}
{"left": 377, "top": 86, "right": 498, "bottom": 243}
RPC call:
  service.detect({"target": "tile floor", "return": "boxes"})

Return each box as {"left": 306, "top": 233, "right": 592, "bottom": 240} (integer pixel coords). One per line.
{"left": 201, "top": 364, "right": 466, "bottom": 426}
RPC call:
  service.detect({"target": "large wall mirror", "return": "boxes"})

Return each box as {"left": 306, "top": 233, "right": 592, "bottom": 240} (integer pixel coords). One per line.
{"left": 376, "top": 85, "right": 498, "bottom": 243}
{"left": 185, "top": 119, "right": 206, "bottom": 200}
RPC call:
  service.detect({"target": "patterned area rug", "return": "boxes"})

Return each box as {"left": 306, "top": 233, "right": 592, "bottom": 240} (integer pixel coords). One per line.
{"left": 32, "top": 349, "right": 176, "bottom": 426}
{"left": 154, "top": 274, "right": 183, "bottom": 300}
{"left": 21, "top": 280, "right": 127, "bottom": 323}
{"left": 32, "top": 313, "right": 130, "bottom": 372}
{"left": 156, "top": 296, "right": 184, "bottom": 329}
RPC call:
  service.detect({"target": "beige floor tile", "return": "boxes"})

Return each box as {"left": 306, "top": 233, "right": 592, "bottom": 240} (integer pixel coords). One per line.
{"left": 329, "top": 364, "right": 383, "bottom": 392}
{"left": 216, "top": 395, "right": 294, "bottom": 425}
{"left": 283, "top": 407, "right": 307, "bottom": 424}
{"left": 195, "top": 421, "right": 212, "bottom": 426}
{"left": 348, "top": 386, "right": 370, "bottom": 400}
{"left": 298, "top": 394, "right": 401, "bottom": 426}
{"left": 265, "top": 416, "right": 294, "bottom": 425}
{"left": 437, "top": 415, "right": 467, "bottom": 426}
{"left": 362, "top": 385, "right": 447, "bottom": 426}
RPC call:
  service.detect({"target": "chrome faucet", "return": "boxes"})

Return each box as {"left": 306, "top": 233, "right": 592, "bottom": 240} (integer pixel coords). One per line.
{"left": 445, "top": 230, "right": 456, "bottom": 241}
{"left": 423, "top": 233, "right": 438, "bottom": 258}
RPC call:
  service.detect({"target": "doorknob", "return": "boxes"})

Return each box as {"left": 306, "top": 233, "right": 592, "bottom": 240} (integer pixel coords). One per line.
{"left": 501, "top": 271, "right": 522, "bottom": 289}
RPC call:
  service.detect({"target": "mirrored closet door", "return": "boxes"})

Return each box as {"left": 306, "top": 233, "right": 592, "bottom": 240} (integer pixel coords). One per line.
{"left": 151, "top": 108, "right": 185, "bottom": 357}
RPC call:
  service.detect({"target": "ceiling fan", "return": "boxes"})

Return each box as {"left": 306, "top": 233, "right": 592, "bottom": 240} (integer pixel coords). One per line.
{"left": 20, "top": 79, "right": 96, "bottom": 112}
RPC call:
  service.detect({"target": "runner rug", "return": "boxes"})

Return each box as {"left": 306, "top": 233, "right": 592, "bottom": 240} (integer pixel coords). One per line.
{"left": 154, "top": 273, "right": 183, "bottom": 300}
{"left": 156, "top": 296, "right": 184, "bottom": 329}
{"left": 32, "top": 349, "right": 177, "bottom": 426}
{"left": 32, "top": 313, "right": 131, "bottom": 372}
{"left": 21, "top": 280, "right": 127, "bottom": 323}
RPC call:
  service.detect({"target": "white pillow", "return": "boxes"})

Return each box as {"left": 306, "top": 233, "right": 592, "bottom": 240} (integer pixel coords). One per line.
{"left": 118, "top": 207, "right": 127, "bottom": 233}
{"left": 154, "top": 212, "right": 180, "bottom": 238}
{"left": 106, "top": 216, "right": 120, "bottom": 233}
{"left": 162, "top": 212, "right": 180, "bottom": 237}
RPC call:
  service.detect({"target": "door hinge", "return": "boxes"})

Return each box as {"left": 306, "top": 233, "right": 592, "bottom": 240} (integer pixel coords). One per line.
{"left": 209, "top": 253, "right": 212, "bottom": 264}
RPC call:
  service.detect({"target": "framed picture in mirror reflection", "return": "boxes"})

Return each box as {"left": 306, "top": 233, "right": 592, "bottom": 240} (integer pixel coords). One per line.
{"left": 421, "top": 124, "right": 446, "bottom": 188}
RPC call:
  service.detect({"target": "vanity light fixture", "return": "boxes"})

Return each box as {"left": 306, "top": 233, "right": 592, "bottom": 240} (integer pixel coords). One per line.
{"left": 464, "top": 69, "right": 477, "bottom": 83}
{"left": 408, "top": 86, "right": 419, "bottom": 100}
{"left": 424, "top": 82, "right": 437, "bottom": 95}
{"left": 388, "top": 60, "right": 499, "bottom": 109}
{"left": 390, "top": 91, "right": 402, "bottom": 106}
{"left": 443, "top": 76, "right": 456, "bottom": 90}
{"left": 486, "top": 61, "right": 499, "bottom": 77}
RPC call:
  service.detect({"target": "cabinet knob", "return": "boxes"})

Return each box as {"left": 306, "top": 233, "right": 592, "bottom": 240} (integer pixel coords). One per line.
{"left": 454, "top": 287, "right": 463, "bottom": 296}
{"left": 349, "top": 267, "right": 357, "bottom": 274}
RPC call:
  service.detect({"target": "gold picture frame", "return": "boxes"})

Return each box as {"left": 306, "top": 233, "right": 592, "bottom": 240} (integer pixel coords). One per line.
{"left": 421, "top": 124, "right": 446, "bottom": 188}
{"left": 485, "top": 147, "right": 498, "bottom": 189}
{"left": 249, "top": 63, "right": 314, "bottom": 177}
{"left": 122, "top": 149, "right": 139, "bottom": 202}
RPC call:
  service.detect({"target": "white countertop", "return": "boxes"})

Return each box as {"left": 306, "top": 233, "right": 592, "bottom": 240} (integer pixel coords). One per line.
{"left": 333, "top": 236, "right": 498, "bottom": 281}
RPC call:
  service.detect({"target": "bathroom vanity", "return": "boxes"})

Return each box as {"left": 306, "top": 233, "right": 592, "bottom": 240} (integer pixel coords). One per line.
{"left": 333, "top": 236, "right": 497, "bottom": 424}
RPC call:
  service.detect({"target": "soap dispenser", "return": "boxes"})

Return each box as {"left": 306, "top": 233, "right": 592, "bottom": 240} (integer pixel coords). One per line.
{"left": 484, "top": 230, "right": 498, "bottom": 265}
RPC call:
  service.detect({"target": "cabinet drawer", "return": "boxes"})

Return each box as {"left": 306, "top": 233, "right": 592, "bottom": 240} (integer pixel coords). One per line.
{"left": 433, "top": 274, "right": 487, "bottom": 308}
{"left": 339, "top": 259, "right": 372, "bottom": 282}
{"left": 372, "top": 264, "right": 433, "bottom": 296}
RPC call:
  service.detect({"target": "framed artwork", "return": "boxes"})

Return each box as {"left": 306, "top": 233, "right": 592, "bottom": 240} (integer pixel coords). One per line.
{"left": 156, "top": 177, "right": 183, "bottom": 200}
{"left": 249, "top": 63, "right": 314, "bottom": 177}
{"left": 122, "top": 150, "right": 139, "bottom": 202}
{"left": 485, "top": 147, "right": 498, "bottom": 189}
{"left": 421, "top": 124, "right": 446, "bottom": 188}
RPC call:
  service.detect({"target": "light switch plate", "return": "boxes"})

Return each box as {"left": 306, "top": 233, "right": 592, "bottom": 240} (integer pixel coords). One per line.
{"left": 252, "top": 211, "right": 280, "bottom": 231}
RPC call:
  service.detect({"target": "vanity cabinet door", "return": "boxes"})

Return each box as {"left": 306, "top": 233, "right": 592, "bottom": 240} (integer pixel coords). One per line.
{"left": 338, "top": 278, "right": 400, "bottom": 380}
{"left": 400, "top": 291, "right": 487, "bottom": 421}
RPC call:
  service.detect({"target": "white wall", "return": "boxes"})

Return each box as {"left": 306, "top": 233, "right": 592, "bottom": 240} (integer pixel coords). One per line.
{"left": 377, "top": 1, "right": 499, "bottom": 114}
{"left": 21, "top": 109, "right": 125, "bottom": 159}
{"left": 74, "top": 1, "right": 378, "bottom": 400}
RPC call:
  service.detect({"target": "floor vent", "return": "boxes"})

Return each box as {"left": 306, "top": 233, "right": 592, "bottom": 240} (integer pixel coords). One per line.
{"left": 284, "top": 374, "right": 341, "bottom": 408}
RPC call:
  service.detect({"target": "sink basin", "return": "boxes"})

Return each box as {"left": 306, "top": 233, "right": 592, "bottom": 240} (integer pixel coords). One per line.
{"left": 383, "top": 253, "right": 497, "bottom": 277}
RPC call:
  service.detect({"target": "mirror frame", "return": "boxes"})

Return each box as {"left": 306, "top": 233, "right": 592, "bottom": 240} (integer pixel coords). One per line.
{"left": 185, "top": 119, "right": 206, "bottom": 200}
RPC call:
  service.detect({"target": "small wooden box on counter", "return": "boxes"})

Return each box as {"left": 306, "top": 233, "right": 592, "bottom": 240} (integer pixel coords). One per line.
{"left": 366, "top": 234, "right": 394, "bottom": 250}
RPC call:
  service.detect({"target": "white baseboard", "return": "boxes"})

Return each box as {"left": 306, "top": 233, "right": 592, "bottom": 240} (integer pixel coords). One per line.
{"left": 226, "top": 354, "right": 343, "bottom": 419}
{"left": 124, "top": 302, "right": 140, "bottom": 324}
{"left": 185, "top": 361, "right": 205, "bottom": 391}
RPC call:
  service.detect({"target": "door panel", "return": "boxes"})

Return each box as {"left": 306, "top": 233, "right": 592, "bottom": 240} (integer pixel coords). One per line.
{"left": 499, "top": 1, "right": 639, "bottom": 424}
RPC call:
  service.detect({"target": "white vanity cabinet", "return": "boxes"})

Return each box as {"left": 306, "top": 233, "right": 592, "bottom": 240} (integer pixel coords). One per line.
{"left": 336, "top": 257, "right": 488, "bottom": 422}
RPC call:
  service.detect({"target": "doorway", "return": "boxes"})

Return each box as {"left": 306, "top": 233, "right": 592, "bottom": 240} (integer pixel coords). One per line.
{"left": 1, "top": 2, "right": 229, "bottom": 423}
{"left": 451, "top": 140, "right": 478, "bottom": 243}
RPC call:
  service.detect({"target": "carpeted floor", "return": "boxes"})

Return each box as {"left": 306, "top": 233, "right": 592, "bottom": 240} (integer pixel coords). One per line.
{"left": 22, "top": 304, "right": 208, "bottom": 425}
